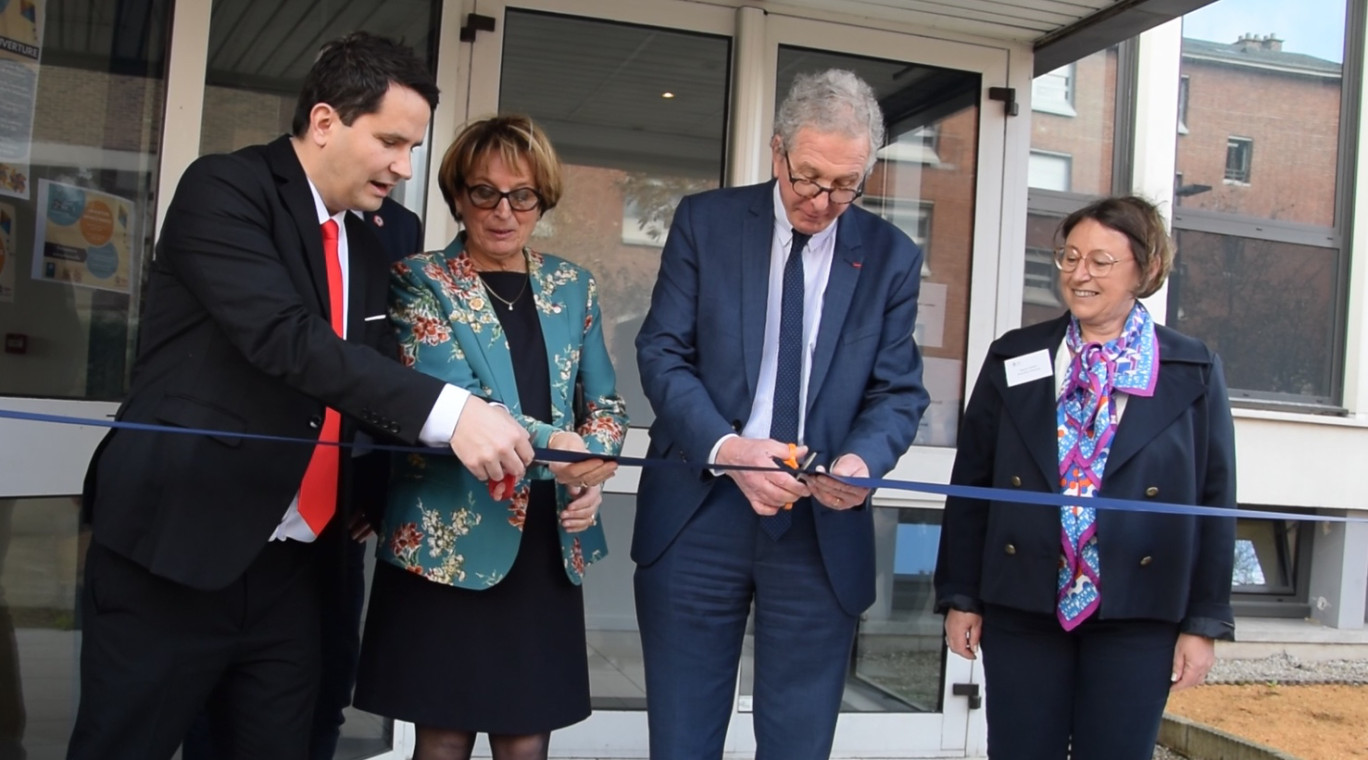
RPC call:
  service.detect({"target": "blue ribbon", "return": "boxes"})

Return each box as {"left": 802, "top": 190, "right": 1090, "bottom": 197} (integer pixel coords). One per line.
{"left": 2, "top": 407, "right": 1361, "bottom": 524}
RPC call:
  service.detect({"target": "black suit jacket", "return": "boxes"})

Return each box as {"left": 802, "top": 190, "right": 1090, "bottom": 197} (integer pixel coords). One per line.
{"left": 365, "top": 197, "right": 424, "bottom": 264}
{"left": 84, "top": 135, "right": 445, "bottom": 590}
{"left": 933, "top": 313, "right": 1237, "bottom": 638}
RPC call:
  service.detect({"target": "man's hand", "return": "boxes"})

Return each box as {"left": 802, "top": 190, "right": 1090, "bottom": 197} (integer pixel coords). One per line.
{"left": 449, "top": 397, "right": 533, "bottom": 482}
{"left": 547, "top": 431, "right": 618, "bottom": 489}
{"left": 1170, "top": 633, "right": 1216, "bottom": 691}
{"left": 716, "top": 437, "right": 810, "bottom": 516}
{"left": 560, "top": 484, "right": 601, "bottom": 533}
{"left": 944, "top": 609, "right": 982, "bottom": 660}
{"left": 807, "top": 454, "right": 872, "bottom": 510}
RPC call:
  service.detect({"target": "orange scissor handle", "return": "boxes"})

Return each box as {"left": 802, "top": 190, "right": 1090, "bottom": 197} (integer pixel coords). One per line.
{"left": 782, "top": 443, "right": 798, "bottom": 510}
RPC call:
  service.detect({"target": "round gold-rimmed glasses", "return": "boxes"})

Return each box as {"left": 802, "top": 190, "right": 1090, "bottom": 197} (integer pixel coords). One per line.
{"left": 1053, "top": 247, "right": 1131, "bottom": 278}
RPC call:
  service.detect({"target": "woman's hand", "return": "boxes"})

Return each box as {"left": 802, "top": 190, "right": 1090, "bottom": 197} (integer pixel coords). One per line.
{"left": 560, "top": 483, "right": 601, "bottom": 533}
{"left": 547, "top": 431, "right": 618, "bottom": 489}
{"left": 1170, "top": 633, "right": 1216, "bottom": 691}
{"left": 945, "top": 609, "right": 983, "bottom": 660}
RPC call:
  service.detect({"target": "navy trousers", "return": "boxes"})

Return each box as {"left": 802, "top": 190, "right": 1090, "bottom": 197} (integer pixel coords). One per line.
{"left": 979, "top": 604, "right": 1180, "bottom": 760}
{"left": 634, "top": 480, "right": 857, "bottom": 760}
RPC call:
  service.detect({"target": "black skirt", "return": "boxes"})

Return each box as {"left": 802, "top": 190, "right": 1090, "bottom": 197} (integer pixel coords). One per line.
{"left": 353, "top": 480, "right": 590, "bottom": 734}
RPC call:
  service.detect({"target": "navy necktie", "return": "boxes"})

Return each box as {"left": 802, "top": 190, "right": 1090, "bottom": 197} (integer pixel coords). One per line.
{"left": 762, "top": 231, "right": 811, "bottom": 540}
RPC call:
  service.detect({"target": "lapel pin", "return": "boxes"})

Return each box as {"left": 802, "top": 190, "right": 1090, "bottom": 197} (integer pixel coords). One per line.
{"left": 373, "top": 214, "right": 385, "bottom": 227}
{"left": 851, "top": 261, "right": 862, "bottom": 269}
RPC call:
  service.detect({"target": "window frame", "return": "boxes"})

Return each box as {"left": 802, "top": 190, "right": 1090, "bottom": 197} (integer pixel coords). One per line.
{"left": 1223, "top": 135, "right": 1253, "bottom": 185}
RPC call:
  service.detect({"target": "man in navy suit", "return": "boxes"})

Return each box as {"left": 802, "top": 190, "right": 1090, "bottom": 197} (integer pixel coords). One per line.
{"left": 633, "top": 69, "right": 929, "bottom": 760}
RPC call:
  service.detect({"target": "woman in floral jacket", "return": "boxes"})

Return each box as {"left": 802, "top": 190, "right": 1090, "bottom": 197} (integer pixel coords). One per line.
{"left": 354, "top": 115, "right": 627, "bottom": 760}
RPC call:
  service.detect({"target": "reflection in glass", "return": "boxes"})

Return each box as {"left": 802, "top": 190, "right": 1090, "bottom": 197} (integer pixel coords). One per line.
{"left": 0, "top": 2, "right": 172, "bottom": 400}
{"left": 1028, "top": 48, "right": 1118, "bottom": 197}
{"left": 497, "top": 10, "right": 731, "bottom": 431}
{"left": 1167, "top": 229, "right": 1337, "bottom": 400}
{"left": 1233, "top": 518, "right": 1299, "bottom": 592}
{"left": 0, "top": 496, "right": 82, "bottom": 760}
{"left": 775, "top": 45, "right": 979, "bottom": 449}
{"left": 1177, "top": 1, "right": 1344, "bottom": 226}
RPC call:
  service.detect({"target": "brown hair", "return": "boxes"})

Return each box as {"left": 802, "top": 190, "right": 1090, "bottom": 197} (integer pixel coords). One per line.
{"left": 437, "top": 115, "right": 563, "bottom": 220}
{"left": 1058, "top": 195, "right": 1174, "bottom": 298}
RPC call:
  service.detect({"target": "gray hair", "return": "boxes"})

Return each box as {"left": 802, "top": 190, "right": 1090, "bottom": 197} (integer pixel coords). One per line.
{"left": 774, "top": 69, "right": 886, "bottom": 174}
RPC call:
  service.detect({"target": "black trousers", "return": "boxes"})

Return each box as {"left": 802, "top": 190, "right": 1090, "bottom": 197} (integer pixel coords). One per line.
{"left": 67, "top": 539, "right": 323, "bottom": 760}
{"left": 182, "top": 535, "right": 365, "bottom": 760}
{"left": 980, "top": 604, "right": 1179, "bottom": 760}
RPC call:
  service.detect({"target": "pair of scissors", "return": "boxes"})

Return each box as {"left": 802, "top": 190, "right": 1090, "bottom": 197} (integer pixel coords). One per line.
{"left": 772, "top": 442, "right": 819, "bottom": 511}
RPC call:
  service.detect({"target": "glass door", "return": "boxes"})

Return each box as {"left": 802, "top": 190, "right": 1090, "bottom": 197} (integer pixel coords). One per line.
{"left": 459, "top": 1, "right": 734, "bottom": 754}
{"left": 459, "top": 2, "right": 1010, "bottom": 756}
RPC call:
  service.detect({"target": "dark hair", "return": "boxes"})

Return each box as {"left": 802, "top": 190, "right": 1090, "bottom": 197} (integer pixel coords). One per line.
{"left": 438, "top": 115, "right": 564, "bottom": 220}
{"left": 291, "top": 32, "right": 439, "bottom": 137}
{"left": 1058, "top": 195, "right": 1174, "bottom": 298}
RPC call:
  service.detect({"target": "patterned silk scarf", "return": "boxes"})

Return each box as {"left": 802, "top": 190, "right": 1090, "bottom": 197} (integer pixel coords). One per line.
{"left": 1056, "top": 302, "right": 1159, "bottom": 630}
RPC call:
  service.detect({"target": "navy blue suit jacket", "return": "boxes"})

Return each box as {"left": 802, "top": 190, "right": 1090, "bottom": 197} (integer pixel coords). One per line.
{"left": 934, "top": 313, "right": 1237, "bottom": 638}
{"left": 633, "top": 181, "right": 929, "bottom": 615}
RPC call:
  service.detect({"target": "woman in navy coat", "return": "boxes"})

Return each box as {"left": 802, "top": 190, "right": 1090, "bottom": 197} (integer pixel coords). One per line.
{"left": 934, "top": 196, "right": 1236, "bottom": 760}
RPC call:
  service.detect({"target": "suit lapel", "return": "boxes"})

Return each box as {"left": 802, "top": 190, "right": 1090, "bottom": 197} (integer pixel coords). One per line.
{"left": 446, "top": 246, "right": 517, "bottom": 407}
{"left": 997, "top": 315, "right": 1069, "bottom": 485}
{"left": 1104, "top": 342, "right": 1207, "bottom": 478}
{"left": 805, "top": 214, "right": 863, "bottom": 413}
{"left": 531, "top": 252, "right": 570, "bottom": 427}
{"left": 741, "top": 185, "right": 775, "bottom": 399}
{"left": 268, "top": 136, "right": 330, "bottom": 316}
{"left": 343, "top": 213, "right": 379, "bottom": 344}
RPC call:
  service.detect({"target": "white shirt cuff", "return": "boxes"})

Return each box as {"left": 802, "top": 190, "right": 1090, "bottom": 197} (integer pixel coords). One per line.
{"left": 419, "top": 384, "right": 471, "bottom": 447}
{"left": 709, "top": 433, "right": 738, "bottom": 476}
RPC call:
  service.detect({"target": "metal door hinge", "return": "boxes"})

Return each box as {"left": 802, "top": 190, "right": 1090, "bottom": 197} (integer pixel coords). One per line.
{"left": 460, "top": 13, "right": 496, "bottom": 42}
{"left": 952, "top": 682, "right": 982, "bottom": 709}
{"left": 988, "top": 86, "right": 1018, "bottom": 117}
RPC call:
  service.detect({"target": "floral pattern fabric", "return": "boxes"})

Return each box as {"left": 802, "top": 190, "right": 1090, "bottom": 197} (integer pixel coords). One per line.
{"left": 379, "top": 237, "right": 628, "bottom": 589}
{"left": 1056, "top": 302, "right": 1158, "bottom": 629}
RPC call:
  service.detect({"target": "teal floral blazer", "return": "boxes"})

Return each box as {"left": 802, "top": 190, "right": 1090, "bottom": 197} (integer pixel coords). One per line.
{"left": 378, "top": 237, "right": 628, "bottom": 589}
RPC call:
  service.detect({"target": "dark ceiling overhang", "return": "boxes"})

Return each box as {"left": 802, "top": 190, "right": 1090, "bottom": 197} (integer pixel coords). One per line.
{"left": 1035, "top": 0, "right": 1220, "bottom": 76}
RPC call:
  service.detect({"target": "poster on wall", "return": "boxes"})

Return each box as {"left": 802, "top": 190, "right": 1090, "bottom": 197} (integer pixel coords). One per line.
{"left": 31, "top": 180, "right": 137, "bottom": 293}
{"left": 0, "top": 202, "right": 14, "bottom": 302}
{"left": 0, "top": 0, "right": 42, "bottom": 200}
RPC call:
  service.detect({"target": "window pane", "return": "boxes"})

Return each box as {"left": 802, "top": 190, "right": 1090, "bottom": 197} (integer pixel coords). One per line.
{"left": 1028, "top": 48, "right": 1117, "bottom": 196}
{"left": 497, "top": 10, "right": 732, "bottom": 430}
{"left": 1022, "top": 210, "right": 1065, "bottom": 327}
{"left": 1233, "top": 518, "right": 1298, "bottom": 593}
{"left": 0, "top": 496, "right": 82, "bottom": 757}
{"left": 1177, "top": 5, "right": 1343, "bottom": 225}
{"left": 0, "top": 2, "right": 172, "bottom": 400}
{"left": 1167, "top": 229, "right": 1337, "bottom": 400}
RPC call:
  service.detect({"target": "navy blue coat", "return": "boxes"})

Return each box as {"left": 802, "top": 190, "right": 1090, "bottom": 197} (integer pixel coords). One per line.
{"left": 634, "top": 181, "right": 929, "bottom": 615}
{"left": 934, "top": 313, "right": 1237, "bottom": 638}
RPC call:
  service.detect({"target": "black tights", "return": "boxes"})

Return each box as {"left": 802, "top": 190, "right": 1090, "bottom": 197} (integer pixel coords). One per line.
{"left": 414, "top": 727, "right": 551, "bottom": 760}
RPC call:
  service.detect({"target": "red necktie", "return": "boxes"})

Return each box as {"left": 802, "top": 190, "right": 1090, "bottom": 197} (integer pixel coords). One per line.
{"left": 298, "top": 219, "right": 343, "bottom": 533}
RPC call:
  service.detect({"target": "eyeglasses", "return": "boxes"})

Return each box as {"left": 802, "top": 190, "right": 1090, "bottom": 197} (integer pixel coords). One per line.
{"left": 783, "top": 152, "right": 863, "bottom": 205}
{"left": 1053, "top": 247, "right": 1132, "bottom": 278}
{"left": 464, "top": 184, "right": 543, "bottom": 212}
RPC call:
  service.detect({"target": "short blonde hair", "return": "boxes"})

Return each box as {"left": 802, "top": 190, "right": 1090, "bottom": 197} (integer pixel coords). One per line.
{"left": 437, "top": 114, "right": 563, "bottom": 220}
{"left": 1058, "top": 195, "right": 1174, "bottom": 298}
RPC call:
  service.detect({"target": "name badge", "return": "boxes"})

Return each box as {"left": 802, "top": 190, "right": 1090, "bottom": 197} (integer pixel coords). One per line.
{"left": 1005, "top": 349, "right": 1052, "bottom": 387}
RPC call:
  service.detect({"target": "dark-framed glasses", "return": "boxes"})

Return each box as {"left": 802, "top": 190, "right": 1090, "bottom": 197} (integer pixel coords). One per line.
{"left": 1053, "top": 247, "right": 1131, "bottom": 278}
{"left": 464, "top": 184, "right": 543, "bottom": 212}
{"left": 783, "top": 152, "right": 863, "bottom": 205}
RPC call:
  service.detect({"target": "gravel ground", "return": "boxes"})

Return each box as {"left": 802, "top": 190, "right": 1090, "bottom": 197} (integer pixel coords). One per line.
{"left": 1205, "top": 651, "right": 1368, "bottom": 684}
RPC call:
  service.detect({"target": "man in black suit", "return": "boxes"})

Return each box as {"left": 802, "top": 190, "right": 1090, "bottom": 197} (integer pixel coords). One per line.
{"left": 180, "top": 196, "right": 425, "bottom": 760}
{"left": 68, "top": 33, "right": 531, "bottom": 760}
